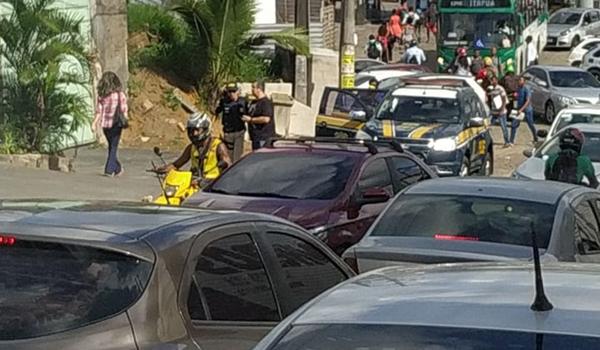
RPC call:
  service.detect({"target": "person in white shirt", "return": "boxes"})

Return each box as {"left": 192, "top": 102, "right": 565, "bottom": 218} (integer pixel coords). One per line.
{"left": 526, "top": 36, "right": 538, "bottom": 67}
{"left": 402, "top": 40, "right": 427, "bottom": 65}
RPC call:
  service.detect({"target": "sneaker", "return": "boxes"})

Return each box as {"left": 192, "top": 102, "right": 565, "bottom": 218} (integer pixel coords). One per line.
{"left": 115, "top": 168, "right": 124, "bottom": 177}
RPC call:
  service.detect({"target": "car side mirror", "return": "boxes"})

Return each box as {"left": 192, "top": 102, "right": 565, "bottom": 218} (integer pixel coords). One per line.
{"left": 537, "top": 129, "right": 548, "bottom": 138}
{"left": 537, "top": 79, "right": 548, "bottom": 88}
{"left": 523, "top": 149, "right": 533, "bottom": 158}
{"left": 357, "top": 187, "right": 390, "bottom": 206}
{"left": 350, "top": 110, "right": 368, "bottom": 122}
{"left": 468, "top": 117, "right": 485, "bottom": 128}
{"left": 153, "top": 146, "right": 163, "bottom": 157}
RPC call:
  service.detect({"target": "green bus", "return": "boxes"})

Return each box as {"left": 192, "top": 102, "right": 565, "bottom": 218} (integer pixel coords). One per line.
{"left": 437, "top": 0, "right": 549, "bottom": 75}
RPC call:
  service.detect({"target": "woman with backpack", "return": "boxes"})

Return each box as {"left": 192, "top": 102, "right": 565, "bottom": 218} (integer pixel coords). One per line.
{"left": 92, "top": 71, "right": 128, "bottom": 177}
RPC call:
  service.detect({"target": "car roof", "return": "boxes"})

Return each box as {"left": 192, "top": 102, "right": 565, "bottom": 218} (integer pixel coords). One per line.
{"left": 260, "top": 139, "right": 406, "bottom": 156}
{"left": 403, "top": 177, "right": 579, "bottom": 204}
{"left": 568, "top": 122, "right": 600, "bottom": 133}
{"left": 532, "top": 65, "right": 587, "bottom": 72}
{"left": 291, "top": 263, "right": 600, "bottom": 337}
{"left": 559, "top": 104, "right": 600, "bottom": 113}
{"left": 553, "top": 7, "right": 588, "bottom": 14}
{"left": 365, "top": 63, "right": 430, "bottom": 72}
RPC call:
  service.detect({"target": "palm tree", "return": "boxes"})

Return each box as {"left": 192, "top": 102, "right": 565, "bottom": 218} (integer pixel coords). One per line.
{"left": 171, "top": 0, "right": 309, "bottom": 107}
{"left": 0, "top": 0, "right": 90, "bottom": 153}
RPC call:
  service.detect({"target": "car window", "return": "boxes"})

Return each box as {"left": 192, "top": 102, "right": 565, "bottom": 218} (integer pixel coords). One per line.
{"left": 549, "top": 71, "right": 600, "bottom": 88}
{"left": 266, "top": 232, "right": 347, "bottom": 313}
{"left": 209, "top": 152, "right": 358, "bottom": 200}
{"left": 358, "top": 158, "right": 393, "bottom": 194}
{"left": 528, "top": 68, "right": 547, "bottom": 85}
{"left": 539, "top": 131, "right": 600, "bottom": 162}
{"left": 271, "top": 324, "right": 600, "bottom": 350}
{"left": 555, "top": 113, "right": 600, "bottom": 134}
{"left": 575, "top": 200, "right": 600, "bottom": 255}
{"left": 583, "top": 41, "right": 600, "bottom": 50}
{"left": 370, "top": 194, "right": 555, "bottom": 248}
{"left": 550, "top": 11, "right": 582, "bottom": 25}
{"left": 188, "top": 234, "right": 280, "bottom": 322}
{"left": 375, "top": 94, "right": 461, "bottom": 124}
{"left": 463, "top": 97, "right": 473, "bottom": 116}
{"left": 387, "top": 157, "right": 429, "bottom": 193}
{"left": 0, "top": 239, "right": 152, "bottom": 340}
{"left": 584, "top": 12, "right": 592, "bottom": 24}
{"left": 594, "top": 49, "right": 600, "bottom": 58}
{"left": 473, "top": 96, "right": 485, "bottom": 118}
{"left": 591, "top": 11, "right": 599, "bottom": 22}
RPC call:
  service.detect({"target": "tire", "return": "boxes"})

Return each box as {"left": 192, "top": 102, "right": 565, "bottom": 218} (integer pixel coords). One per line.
{"left": 572, "top": 36, "right": 581, "bottom": 48}
{"left": 459, "top": 156, "right": 470, "bottom": 177}
{"left": 480, "top": 150, "right": 494, "bottom": 176}
{"left": 589, "top": 68, "right": 600, "bottom": 82}
{"left": 545, "top": 101, "right": 556, "bottom": 124}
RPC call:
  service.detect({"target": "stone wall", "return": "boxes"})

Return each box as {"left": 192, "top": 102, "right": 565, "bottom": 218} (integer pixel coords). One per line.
{"left": 321, "top": 4, "right": 336, "bottom": 49}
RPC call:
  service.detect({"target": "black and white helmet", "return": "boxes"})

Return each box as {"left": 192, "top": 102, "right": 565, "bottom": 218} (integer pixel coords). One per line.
{"left": 187, "top": 112, "right": 211, "bottom": 144}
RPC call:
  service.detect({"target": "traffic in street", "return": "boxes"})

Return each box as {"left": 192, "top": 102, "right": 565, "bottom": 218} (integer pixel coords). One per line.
{"left": 4, "top": 0, "right": 600, "bottom": 348}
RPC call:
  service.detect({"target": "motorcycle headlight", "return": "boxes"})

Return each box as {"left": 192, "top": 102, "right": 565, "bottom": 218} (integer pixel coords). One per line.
{"left": 432, "top": 137, "right": 457, "bottom": 152}
{"left": 164, "top": 185, "right": 178, "bottom": 197}
{"left": 560, "top": 30, "right": 571, "bottom": 36}
{"left": 355, "top": 129, "right": 373, "bottom": 140}
{"left": 559, "top": 96, "right": 577, "bottom": 106}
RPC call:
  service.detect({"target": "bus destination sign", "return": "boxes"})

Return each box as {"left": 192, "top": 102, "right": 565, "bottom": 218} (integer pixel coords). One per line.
{"left": 441, "top": 0, "right": 511, "bottom": 7}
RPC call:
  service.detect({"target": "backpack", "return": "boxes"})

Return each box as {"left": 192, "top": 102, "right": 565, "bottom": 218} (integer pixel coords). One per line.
{"left": 547, "top": 150, "right": 579, "bottom": 184}
{"left": 367, "top": 42, "right": 381, "bottom": 59}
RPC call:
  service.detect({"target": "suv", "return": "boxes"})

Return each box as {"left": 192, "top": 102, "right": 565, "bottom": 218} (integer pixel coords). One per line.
{"left": 186, "top": 138, "right": 437, "bottom": 255}
{"left": 354, "top": 79, "right": 494, "bottom": 177}
{"left": 0, "top": 201, "right": 354, "bottom": 350}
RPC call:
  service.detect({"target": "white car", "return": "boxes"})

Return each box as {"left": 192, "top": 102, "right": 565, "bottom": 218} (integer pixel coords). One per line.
{"left": 355, "top": 64, "right": 429, "bottom": 88}
{"left": 581, "top": 45, "right": 600, "bottom": 80}
{"left": 544, "top": 104, "right": 600, "bottom": 138}
{"left": 568, "top": 36, "right": 600, "bottom": 66}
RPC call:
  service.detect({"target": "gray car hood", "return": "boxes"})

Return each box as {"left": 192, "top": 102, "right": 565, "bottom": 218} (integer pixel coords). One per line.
{"left": 553, "top": 87, "right": 600, "bottom": 104}
{"left": 548, "top": 24, "right": 576, "bottom": 36}
{"left": 515, "top": 156, "right": 600, "bottom": 180}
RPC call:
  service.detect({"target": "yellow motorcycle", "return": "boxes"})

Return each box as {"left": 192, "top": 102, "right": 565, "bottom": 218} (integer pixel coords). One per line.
{"left": 146, "top": 147, "right": 199, "bottom": 206}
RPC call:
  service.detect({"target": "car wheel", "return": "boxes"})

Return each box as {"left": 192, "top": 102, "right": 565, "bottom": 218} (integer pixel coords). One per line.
{"left": 480, "top": 150, "right": 493, "bottom": 176}
{"left": 544, "top": 101, "right": 555, "bottom": 124}
{"left": 572, "top": 36, "right": 581, "bottom": 48}
{"left": 459, "top": 157, "right": 470, "bottom": 177}
{"left": 589, "top": 68, "right": 600, "bottom": 81}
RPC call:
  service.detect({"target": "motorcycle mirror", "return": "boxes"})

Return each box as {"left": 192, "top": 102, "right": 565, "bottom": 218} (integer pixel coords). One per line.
{"left": 153, "top": 146, "right": 162, "bottom": 157}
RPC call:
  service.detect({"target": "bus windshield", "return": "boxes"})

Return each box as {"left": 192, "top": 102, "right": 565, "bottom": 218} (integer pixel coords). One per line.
{"left": 441, "top": 13, "right": 516, "bottom": 48}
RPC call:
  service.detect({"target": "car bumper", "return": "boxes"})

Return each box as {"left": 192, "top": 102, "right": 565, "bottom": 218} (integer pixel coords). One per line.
{"left": 546, "top": 36, "right": 572, "bottom": 47}
{"left": 406, "top": 147, "right": 464, "bottom": 177}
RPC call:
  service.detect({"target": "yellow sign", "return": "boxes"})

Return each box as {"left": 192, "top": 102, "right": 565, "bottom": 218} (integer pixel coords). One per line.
{"left": 342, "top": 54, "right": 354, "bottom": 65}
{"left": 341, "top": 75, "right": 355, "bottom": 89}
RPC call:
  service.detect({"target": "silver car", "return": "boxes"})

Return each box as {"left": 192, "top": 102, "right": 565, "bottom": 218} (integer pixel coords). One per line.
{"left": 254, "top": 263, "right": 600, "bottom": 349}
{"left": 514, "top": 123, "right": 600, "bottom": 183}
{"left": 547, "top": 8, "right": 600, "bottom": 49}
{"left": 523, "top": 65, "right": 600, "bottom": 123}
{"left": 342, "top": 177, "right": 600, "bottom": 273}
{"left": 0, "top": 200, "right": 354, "bottom": 350}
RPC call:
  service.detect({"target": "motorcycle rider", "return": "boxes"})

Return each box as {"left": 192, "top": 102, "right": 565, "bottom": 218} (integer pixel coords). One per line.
{"left": 545, "top": 127, "right": 599, "bottom": 188}
{"left": 157, "top": 112, "right": 232, "bottom": 187}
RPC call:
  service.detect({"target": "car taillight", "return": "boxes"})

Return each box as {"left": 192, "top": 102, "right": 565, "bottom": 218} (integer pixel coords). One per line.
{"left": 434, "top": 234, "right": 479, "bottom": 241}
{"left": 0, "top": 235, "right": 16, "bottom": 246}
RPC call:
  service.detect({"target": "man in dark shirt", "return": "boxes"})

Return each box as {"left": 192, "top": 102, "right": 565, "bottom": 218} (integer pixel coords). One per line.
{"left": 216, "top": 82, "right": 246, "bottom": 161}
{"left": 243, "top": 80, "right": 275, "bottom": 150}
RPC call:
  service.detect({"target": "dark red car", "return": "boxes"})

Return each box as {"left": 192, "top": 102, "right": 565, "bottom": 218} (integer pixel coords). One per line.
{"left": 186, "top": 139, "right": 437, "bottom": 255}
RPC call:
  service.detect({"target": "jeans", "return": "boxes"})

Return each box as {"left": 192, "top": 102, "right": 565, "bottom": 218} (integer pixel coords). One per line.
{"left": 491, "top": 113, "right": 509, "bottom": 144}
{"left": 103, "top": 126, "right": 122, "bottom": 175}
{"left": 223, "top": 130, "right": 245, "bottom": 162}
{"left": 252, "top": 139, "right": 267, "bottom": 150}
{"left": 510, "top": 109, "right": 537, "bottom": 144}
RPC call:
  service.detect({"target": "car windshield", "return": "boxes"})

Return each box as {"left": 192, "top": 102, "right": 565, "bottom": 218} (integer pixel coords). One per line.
{"left": 209, "top": 151, "right": 358, "bottom": 200}
{"left": 441, "top": 13, "right": 516, "bottom": 48}
{"left": 0, "top": 239, "right": 152, "bottom": 340}
{"left": 538, "top": 131, "right": 600, "bottom": 163}
{"left": 556, "top": 113, "right": 600, "bottom": 134}
{"left": 550, "top": 12, "right": 581, "bottom": 25}
{"left": 375, "top": 95, "right": 461, "bottom": 123}
{"left": 370, "top": 195, "right": 555, "bottom": 248}
{"left": 271, "top": 324, "right": 600, "bottom": 349}
{"left": 549, "top": 71, "right": 600, "bottom": 88}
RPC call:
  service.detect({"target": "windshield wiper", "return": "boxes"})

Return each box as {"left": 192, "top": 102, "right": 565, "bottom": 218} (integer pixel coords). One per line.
{"left": 235, "top": 191, "right": 300, "bottom": 199}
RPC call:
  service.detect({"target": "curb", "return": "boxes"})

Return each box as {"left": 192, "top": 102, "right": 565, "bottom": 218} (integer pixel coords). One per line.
{"left": 0, "top": 154, "right": 73, "bottom": 172}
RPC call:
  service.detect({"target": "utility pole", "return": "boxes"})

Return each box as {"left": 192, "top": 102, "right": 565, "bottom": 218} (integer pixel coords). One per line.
{"left": 339, "top": 0, "right": 356, "bottom": 89}
{"left": 294, "top": 0, "right": 311, "bottom": 106}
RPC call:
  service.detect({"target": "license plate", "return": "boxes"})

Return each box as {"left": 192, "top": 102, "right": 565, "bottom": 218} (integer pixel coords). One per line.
{"left": 548, "top": 38, "right": 556, "bottom": 44}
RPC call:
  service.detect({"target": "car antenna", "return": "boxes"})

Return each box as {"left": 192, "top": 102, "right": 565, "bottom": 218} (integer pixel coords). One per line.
{"left": 529, "top": 221, "right": 553, "bottom": 312}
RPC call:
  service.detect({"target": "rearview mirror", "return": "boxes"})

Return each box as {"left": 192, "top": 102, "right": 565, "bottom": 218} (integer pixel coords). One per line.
{"left": 523, "top": 149, "right": 533, "bottom": 158}
{"left": 358, "top": 187, "right": 390, "bottom": 206}
{"left": 153, "top": 146, "right": 163, "bottom": 157}
{"left": 350, "top": 110, "right": 368, "bottom": 122}
{"left": 468, "top": 117, "right": 485, "bottom": 128}
{"left": 537, "top": 129, "right": 548, "bottom": 138}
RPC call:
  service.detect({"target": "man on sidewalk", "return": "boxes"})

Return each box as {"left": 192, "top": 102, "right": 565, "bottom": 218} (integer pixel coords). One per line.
{"left": 243, "top": 80, "right": 275, "bottom": 150}
{"left": 216, "top": 82, "right": 246, "bottom": 162}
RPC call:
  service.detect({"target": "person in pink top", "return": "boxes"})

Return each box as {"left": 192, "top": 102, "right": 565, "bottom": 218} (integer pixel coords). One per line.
{"left": 389, "top": 9, "right": 402, "bottom": 58}
{"left": 92, "top": 72, "right": 128, "bottom": 177}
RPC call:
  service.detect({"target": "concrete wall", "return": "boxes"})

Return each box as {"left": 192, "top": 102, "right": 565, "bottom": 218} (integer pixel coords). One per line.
{"left": 310, "top": 48, "right": 339, "bottom": 115}
{"left": 256, "top": 0, "right": 277, "bottom": 24}
{"left": 91, "top": 0, "right": 129, "bottom": 88}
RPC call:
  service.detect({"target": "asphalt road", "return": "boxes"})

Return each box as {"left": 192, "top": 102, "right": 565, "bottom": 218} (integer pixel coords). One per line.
{"left": 0, "top": 34, "right": 572, "bottom": 202}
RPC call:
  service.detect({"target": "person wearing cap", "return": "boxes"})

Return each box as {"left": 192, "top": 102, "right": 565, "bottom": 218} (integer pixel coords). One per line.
{"left": 216, "top": 82, "right": 247, "bottom": 162}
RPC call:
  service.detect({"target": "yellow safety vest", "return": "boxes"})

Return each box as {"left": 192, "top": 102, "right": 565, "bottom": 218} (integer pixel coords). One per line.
{"left": 191, "top": 138, "right": 222, "bottom": 180}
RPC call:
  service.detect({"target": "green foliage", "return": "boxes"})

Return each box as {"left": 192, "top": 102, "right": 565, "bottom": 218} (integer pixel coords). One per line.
{"left": 0, "top": 127, "right": 23, "bottom": 155}
{"left": 163, "top": 88, "right": 180, "bottom": 111}
{"left": 0, "top": 0, "right": 90, "bottom": 153}
{"left": 171, "top": 0, "right": 310, "bottom": 107}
